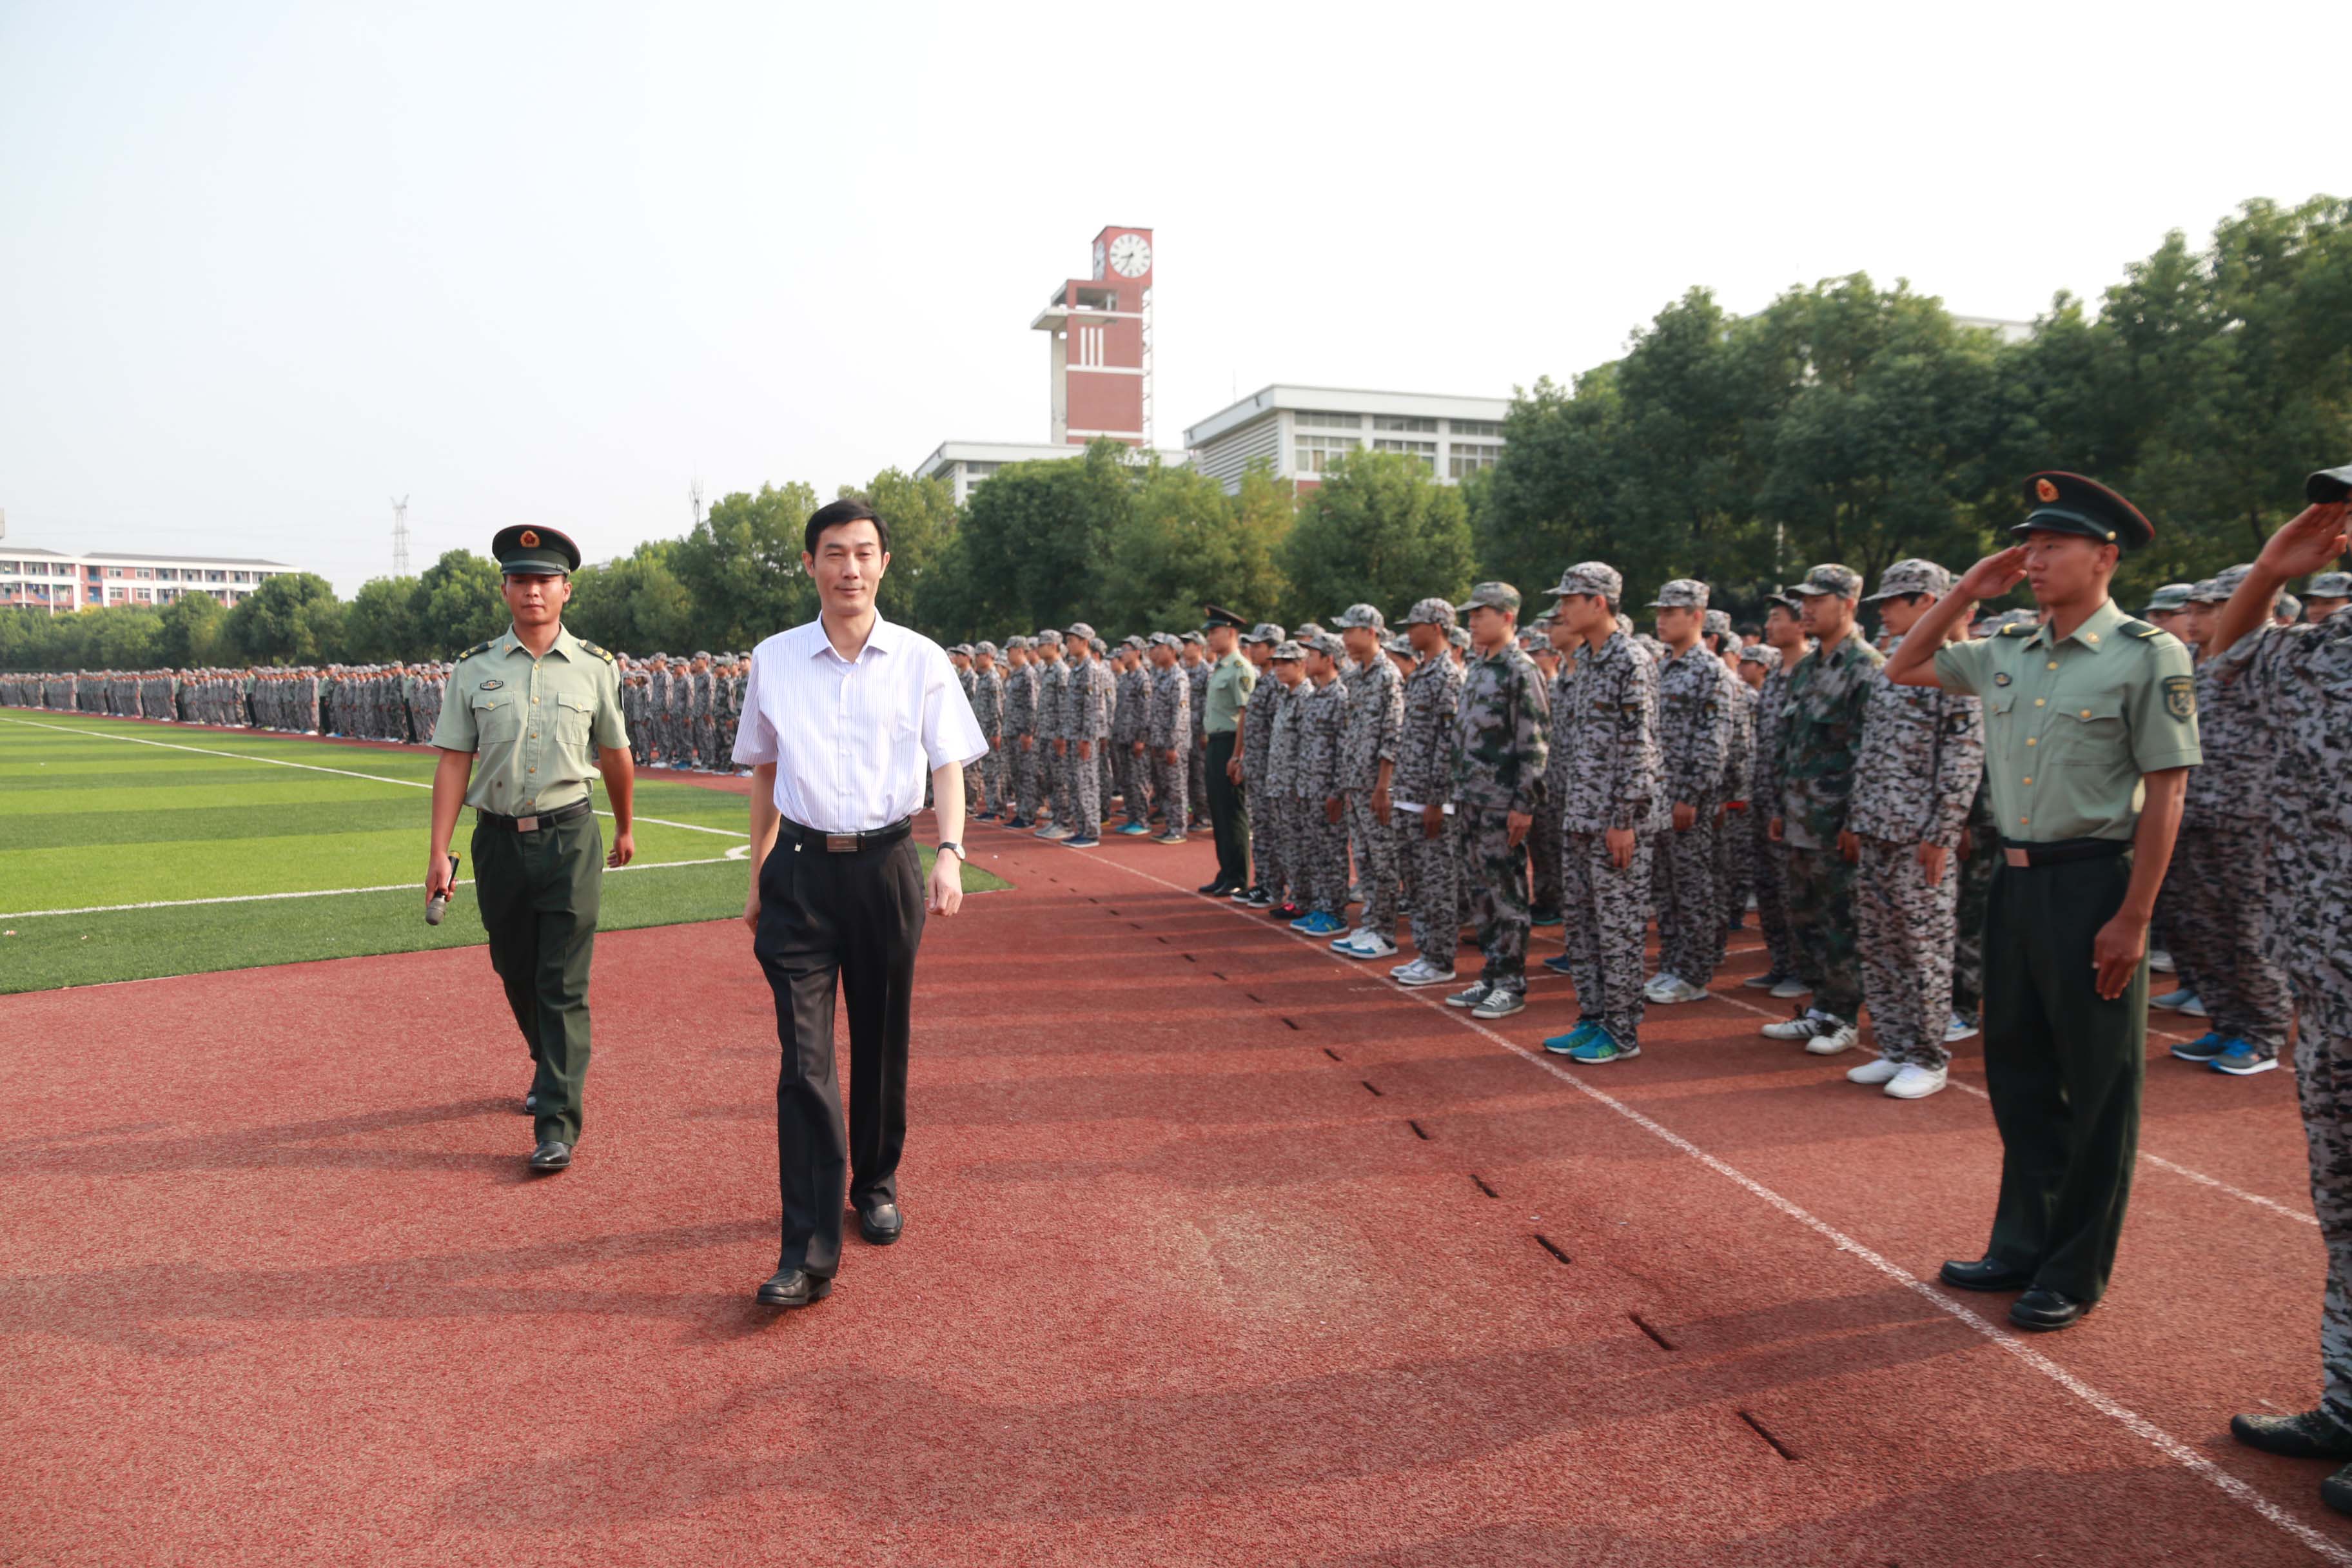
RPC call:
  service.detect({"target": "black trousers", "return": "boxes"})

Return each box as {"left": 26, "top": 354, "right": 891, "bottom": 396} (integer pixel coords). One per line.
{"left": 1205, "top": 731, "right": 1248, "bottom": 887}
{"left": 1980, "top": 850, "right": 2146, "bottom": 1304}
{"left": 753, "top": 831, "right": 926, "bottom": 1278}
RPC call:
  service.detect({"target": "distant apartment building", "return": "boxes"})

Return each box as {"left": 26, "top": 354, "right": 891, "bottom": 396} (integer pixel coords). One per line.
{"left": 0, "top": 547, "right": 300, "bottom": 613}
{"left": 1184, "top": 385, "right": 1511, "bottom": 495}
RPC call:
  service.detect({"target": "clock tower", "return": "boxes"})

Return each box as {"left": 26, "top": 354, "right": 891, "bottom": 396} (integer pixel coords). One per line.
{"left": 1032, "top": 224, "right": 1153, "bottom": 446}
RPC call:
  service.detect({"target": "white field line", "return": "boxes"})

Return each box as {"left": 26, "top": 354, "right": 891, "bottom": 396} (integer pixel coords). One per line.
{"left": 0, "top": 715, "right": 745, "bottom": 839}
{"left": 0, "top": 847, "right": 752, "bottom": 921}
{"left": 1077, "top": 844, "right": 2350, "bottom": 1565}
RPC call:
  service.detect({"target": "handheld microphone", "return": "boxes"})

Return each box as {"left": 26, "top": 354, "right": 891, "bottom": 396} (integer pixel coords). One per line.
{"left": 426, "top": 854, "right": 459, "bottom": 925}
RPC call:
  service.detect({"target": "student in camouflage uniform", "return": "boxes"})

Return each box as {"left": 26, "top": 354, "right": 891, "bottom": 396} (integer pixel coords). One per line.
{"left": 969, "top": 643, "right": 1004, "bottom": 820}
{"left": 2164, "top": 567, "right": 2290, "bottom": 1075}
{"left": 1110, "top": 640, "right": 1150, "bottom": 834}
{"left": 1531, "top": 611, "right": 1576, "bottom": 930}
{"left": 1030, "top": 630, "right": 1069, "bottom": 836}
{"left": 1182, "top": 634, "right": 1212, "bottom": 832}
{"left": 1714, "top": 614, "right": 1758, "bottom": 954}
{"left": 1845, "top": 560, "right": 1984, "bottom": 1099}
{"left": 950, "top": 645, "right": 985, "bottom": 812}
{"left": 1062, "top": 624, "right": 1111, "bottom": 847}
{"left": 2304, "top": 569, "right": 2352, "bottom": 623}
{"left": 1389, "top": 599, "right": 1464, "bottom": 985}
{"left": 1446, "top": 583, "right": 1548, "bottom": 1022}
{"left": 1262, "top": 642, "right": 1310, "bottom": 919}
{"left": 1645, "top": 579, "right": 1739, "bottom": 1004}
{"left": 1284, "top": 632, "right": 1351, "bottom": 930}
{"left": 1736, "top": 640, "right": 1798, "bottom": 994}
{"left": 1539, "top": 563, "right": 1664, "bottom": 1062}
{"left": 1330, "top": 604, "right": 1406, "bottom": 960}
{"left": 1001, "top": 638, "right": 1037, "bottom": 828}
{"left": 1144, "top": 634, "right": 1192, "bottom": 844}
{"left": 2211, "top": 491, "right": 2352, "bottom": 1510}
{"left": 1764, "top": 564, "right": 1882, "bottom": 1056}
{"left": 1235, "top": 625, "right": 1287, "bottom": 895}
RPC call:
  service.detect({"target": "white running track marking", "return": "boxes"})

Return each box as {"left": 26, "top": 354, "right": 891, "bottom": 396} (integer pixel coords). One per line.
{"left": 0, "top": 715, "right": 745, "bottom": 838}
{"left": 1075, "top": 844, "right": 2350, "bottom": 1564}
{"left": 0, "top": 854, "right": 742, "bottom": 920}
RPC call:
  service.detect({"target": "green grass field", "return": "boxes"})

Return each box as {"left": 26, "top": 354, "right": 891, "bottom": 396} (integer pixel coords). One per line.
{"left": 0, "top": 712, "right": 1005, "bottom": 994}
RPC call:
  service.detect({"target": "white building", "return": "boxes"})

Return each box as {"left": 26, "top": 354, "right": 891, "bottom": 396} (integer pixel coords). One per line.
{"left": 1184, "top": 385, "right": 1511, "bottom": 495}
{"left": 0, "top": 547, "right": 300, "bottom": 614}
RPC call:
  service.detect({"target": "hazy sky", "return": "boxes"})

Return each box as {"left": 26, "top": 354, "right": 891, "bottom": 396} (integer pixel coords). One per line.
{"left": 2, "top": 1, "right": 2337, "bottom": 596}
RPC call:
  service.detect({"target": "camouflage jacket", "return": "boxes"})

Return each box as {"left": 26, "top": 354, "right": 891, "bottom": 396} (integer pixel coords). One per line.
{"left": 1113, "top": 664, "right": 1150, "bottom": 741}
{"left": 1774, "top": 630, "right": 1885, "bottom": 850}
{"left": 1186, "top": 660, "right": 1211, "bottom": 738}
{"left": 1847, "top": 633, "right": 1984, "bottom": 847}
{"left": 1544, "top": 664, "right": 1576, "bottom": 793}
{"left": 1338, "top": 654, "right": 1404, "bottom": 792}
{"left": 1453, "top": 643, "right": 1549, "bottom": 815}
{"left": 1241, "top": 673, "right": 1287, "bottom": 785}
{"left": 1295, "top": 675, "right": 1350, "bottom": 799}
{"left": 1393, "top": 653, "right": 1464, "bottom": 806}
{"left": 1558, "top": 630, "right": 1665, "bottom": 834}
{"left": 1722, "top": 681, "right": 1756, "bottom": 804}
{"left": 2218, "top": 614, "right": 2351, "bottom": 850}
{"left": 1268, "top": 683, "right": 1306, "bottom": 795}
{"left": 1656, "top": 644, "right": 1737, "bottom": 807}
{"left": 957, "top": 665, "right": 976, "bottom": 705}
{"left": 1147, "top": 663, "right": 1191, "bottom": 750}
{"left": 1749, "top": 665, "right": 1794, "bottom": 816}
{"left": 2184, "top": 643, "right": 2266, "bottom": 825}
{"left": 1077, "top": 658, "right": 1115, "bottom": 740}
{"left": 1041, "top": 659, "right": 1075, "bottom": 741}
{"left": 1003, "top": 665, "right": 1035, "bottom": 738}
{"left": 970, "top": 668, "right": 1002, "bottom": 741}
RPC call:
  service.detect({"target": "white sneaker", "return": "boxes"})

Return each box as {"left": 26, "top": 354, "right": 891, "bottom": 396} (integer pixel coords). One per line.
{"left": 1650, "top": 977, "right": 1709, "bottom": 1004}
{"left": 1643, "top": 972, "right": 1680, "bottom": 1001}
{"left": 2176, "top": 994, "right": 2208, "bottom": 1017}
{"left": 1846, "top": 1057, "right": 1903, "bottom": 1086}
{"left": 1886, "top": 1063, "right": 1949, "bottom": 1099}
{"left": 1944, "top": 1012, "right": 1979, "bottom": 1043}
{"left": 1352, "top": 931, "right": 1398, "bottom": 959}
{"left": 1804, "top": 1019, "right": 1859, "bottom": 1056}
{"left": 1769, "top": 976, "right": 1810, "bottom": 999}
{"left": 1391, "top": 959, "right": 1457, "bottom": 987}
{"left": 1761, "top": 1010, "right": 1827, "bottom": 1041}
{"left": 2148, "top": 949, "right": 2176, "bottom": 974}
{"left": 1041, "top": 825, "right": 1075, "bottom": 841}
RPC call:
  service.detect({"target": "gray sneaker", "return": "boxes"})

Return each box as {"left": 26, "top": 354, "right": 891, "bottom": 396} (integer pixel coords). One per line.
{"left": 1471, "top": 987, "right": 1526, "bottom": 1020}
{"left": 1445, "top": 981, "right": 1492, "bottom": 1010}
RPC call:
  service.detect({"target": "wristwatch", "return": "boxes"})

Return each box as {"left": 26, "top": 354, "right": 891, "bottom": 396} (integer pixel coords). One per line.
{"left": 936, "top": 841, "right": 965, "bottom": 862}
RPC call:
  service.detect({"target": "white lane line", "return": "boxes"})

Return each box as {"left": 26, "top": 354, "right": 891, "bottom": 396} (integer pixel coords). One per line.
{"left": 0, "top": 716, "right": 745, "bottom": 839}
{"left": 0, "top": 855, "right": 745, "bottom": 921}
{"left": 1065, "top": 843, "right": 2350, "bottom": 1565}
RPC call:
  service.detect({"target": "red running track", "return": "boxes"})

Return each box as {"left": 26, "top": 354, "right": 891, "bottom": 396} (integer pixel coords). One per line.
{"left": 2, "top": 818, "right": 2345, "bottom": 1565}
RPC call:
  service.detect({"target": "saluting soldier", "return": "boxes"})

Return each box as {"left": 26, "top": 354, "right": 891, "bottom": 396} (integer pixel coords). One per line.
{"left": 425, "top": 524, "right": 636, "bottom": 1175}
{"left": 1233, "top": 625, "right": 1286, "bottom": 901}
{"left": 1886, "top": 472, "right": 2199, "bottom": 1331}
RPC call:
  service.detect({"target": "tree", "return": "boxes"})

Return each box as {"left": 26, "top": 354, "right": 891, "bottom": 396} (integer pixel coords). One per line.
{"left": 339, "top": 576, "right": 421, "bottom": 663}
{"left": 568, "top": 540, "right": 695, "bottom": 654}
{"left": 671, "top": 482, "right": 820, "bottom": 649}
{"left": 225, "top": 573, "right": 343, "bottom": 665}
{"left": 954, "top": 441, "right": 1135, "bottom": 631}
{"left": 1095, "top": 459, "right": 1293, "bottom": 632}
{"left": 154, "top": 592, "right": 229, "bottom": 667}
{"left": 410, "top": 551, "right": 507, "bottom": 654}
{"left": 1279, "top": 450, "right": 1475, "bottom": 624}
{"left": 855, "top": 468, "right": 960, "bottom": 633}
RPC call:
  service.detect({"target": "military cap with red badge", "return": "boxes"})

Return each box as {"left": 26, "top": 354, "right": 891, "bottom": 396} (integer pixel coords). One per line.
{"left": 2012, "top": 472, "right": 2154, "bottom": 551}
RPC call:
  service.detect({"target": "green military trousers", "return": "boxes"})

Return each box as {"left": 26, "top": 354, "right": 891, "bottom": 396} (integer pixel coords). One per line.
{"left": 472, "top": 810, "right": 603, "bottom": 1146}
{"left": 1979, "top": 848, "right": 2146, "bottom": 1304}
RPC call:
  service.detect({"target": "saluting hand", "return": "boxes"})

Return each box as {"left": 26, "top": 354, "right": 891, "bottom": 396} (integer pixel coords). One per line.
{"left": 1954, "top": 545, "right": 2030, "bottom": 603}
{"left": 2256, "top": 501, "right": 2352, "bottom": 578}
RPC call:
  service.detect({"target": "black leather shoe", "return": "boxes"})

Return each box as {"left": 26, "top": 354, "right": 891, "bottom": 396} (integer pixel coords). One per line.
{"left": 2233, "top": 1409, "right": 2352, "bottom": 1460}
{"left": 1198, "top": 879, "right": 1233, "bottom": 896}
{"left": 528, "top": 1140, "right": 571, "bottom": 1172}
{"left": 1940, "top": 1257, "right": 2035, "bottom": 1292}
{"left": 517, "top": 1091, "right": 538, "bottom": 1116}
{"left": 2009, "top": 1287, "right": 2090, "bottom": 1330}
{"left": 2323, "top": 1463, "right": 2352, "bottom": 1518}
{"left": 858, "top": 1202, "right": 903, "bottom": 1246}
{"left": 755, "top": 1268, "right": 833, "bottom": 1308}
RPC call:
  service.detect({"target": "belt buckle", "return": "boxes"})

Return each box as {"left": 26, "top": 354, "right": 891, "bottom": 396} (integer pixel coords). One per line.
{"left": 2004, "top": 847, "right": 2030, "bottom": 868}
{"left": 516, "top": 816, "right": 539, "bottom": 832}
{"left": 825, "top": 832, "right": 858, "bottom": 853}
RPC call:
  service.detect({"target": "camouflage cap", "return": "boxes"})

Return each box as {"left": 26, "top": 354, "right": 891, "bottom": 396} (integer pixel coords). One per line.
{"left": 1455, "top": 581, "right": 1522, "bottom": 616}
{"left": 2186, "top": 570, "right": 2242, "bottom": 604}
{"left": 1181, "top": 631, "right": 1206, "bottom": 646}
{"left": 1245, "top": 622, "right": 1286, "bottom": 645}
{"left": 1064, "top": 622, "right": 1096, "bottom": 641}
{"left": 1089, "top": 636, "right": 1106, "bottom": 654}
{"left": 1545, "top": 561, "right": 1622, "bottom": 600}
{"left": 1400, "top": 596, "right": 1456, "bottom": 630}
{"left": 1703, "top": 609, "right": 1734, "bottom": 641}
{"left": 1447, "top": 625, "right": 1471, "bottom": 649}
{"left": 1333, "top": 603, "right": 1387, "bottom": 632}
{"left": 1649, "top": 578, "right": 1710, "bottom": 611}
{"left": 1304, "top": 631, "right": 1345, "bottom": 659}
{"left": 949, "top": 643, "right": 974, "bottom": 657}
{"left": 1269, "top": 639, "right": 1305, "bottom": 662}
{"left": 1516, "top": 629, "right": 1547, "bottom": 651}
{"left": 1738, "top": 643, "right": 1782, "bottom": 669}
{"left": 1293, "top": 621, "right": 1326, "bottom": 640}
{"left": 1794, "top": 564, "right": 1863, "bottom": 599}
{"left": 2142, "top": 583, "right": 2196, "bottom": 614}
{"left": 1863, "top": 558, "right": 1954, "bottom": 603}
{"left": 2279, "top": 592, "right": 2304, "bottom": 620}
{"left": 2307, "top": 571, "right": 2352, "bottom": 598}
{"left": 974, "top": 641, "right": 998, "bottom": 658}
{"left": 1035, "top": 628, "right": 1062, "bottom": 645}
{"left": 1148, "top": 632, "right": 1179, "bottom": 649}
{"left": 1004, "top": 634, "right": 1031, "bottom": 651}
{"left": 1384, "top": 632, "right": 1414, "bottom": 656}
{"left": 1765, "top": 586, "right": 1803, "bottom": 613}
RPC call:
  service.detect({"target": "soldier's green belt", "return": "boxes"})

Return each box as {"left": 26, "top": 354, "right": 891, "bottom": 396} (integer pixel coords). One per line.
{"left": 1999, "top": 836, "right": 2130, "bottom": 868}
{"left": 476, "top": 800, "right": 593, "bottom": 834}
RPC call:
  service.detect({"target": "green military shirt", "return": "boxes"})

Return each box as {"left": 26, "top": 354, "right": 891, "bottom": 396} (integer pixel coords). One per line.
{"left": 1203, "top": 650, "right": 1257, "bottom": 735}
{"left": 1932, "top": 596, "right": 2200, "bottom": 843}
{"left": 429, "top": 625, "right": 628, "bottom": 814}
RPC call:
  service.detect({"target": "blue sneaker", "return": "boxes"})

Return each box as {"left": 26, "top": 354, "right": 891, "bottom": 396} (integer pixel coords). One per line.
{"left": 1568, "top": 1029, "right": 1638, "bottom": 1063}
{"left": 1063, "top": 835, "right": 1100, "bottom": 849}
{"left": 2170, "top": 1031, "right": 2227, "bottom": 1063}
{"left": 1542, "top": 954, "right": 1574, "bottom": 977}
{"left": 2213, "top": 1041, "right": 2278, "bottom": 1076}
{"left": 1529, "top": 907, "right": 1564, "bottom": 928}
{"left": 1115, "top": 821, "right": 1150, "bottom": 836}
{"left": 1542, "top": 1020, "right": 1599, "bottom": 1055}
{"left": 1293, "top": 912, "right": 1346, "bottom": 936}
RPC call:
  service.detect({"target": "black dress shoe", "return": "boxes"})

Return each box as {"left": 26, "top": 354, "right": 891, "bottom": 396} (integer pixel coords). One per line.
{"left": 528, "top": 1140, "right": 571, "bottom": 1172}
{"left": 756, "top": 1268, "right": 833, "bottom": 1308}
{"left": 2009, "top": 1287, "right": 2090, "bottom": 1330}
{"left": 858, "top": 1202, "right": 903, "bottom": 1246}
{"left": 518, "top": 1091, "right": 538, "bottom": 1116}
{"left": 2324, "top": 1463, "right": 2352, "bottom": 1518}
{"left": 1939, "top": 1257, "right": 2035, "bottom": 1292}
{"left": 1198, "top": 880, "right": 1233, "bottom": 896}
{"left": 2232, "top": 1409, "right": 2352, "bottom": 1460}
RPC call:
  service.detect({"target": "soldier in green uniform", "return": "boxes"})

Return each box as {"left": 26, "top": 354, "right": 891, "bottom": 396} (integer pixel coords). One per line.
{"left": 1886, "top": 472, "right": 2199, "bottom": 1331}
{"left": 425, "top": 525, "right": 636, "bottom": 1174}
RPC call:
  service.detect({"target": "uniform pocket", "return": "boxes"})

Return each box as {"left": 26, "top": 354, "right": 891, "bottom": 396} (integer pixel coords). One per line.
{"left": 2052, "top": 698, "right": 2125, "bottom": 765}
{"left": 472, "top": 694, "right": 519, "bottom": 743}
{"left": 554, "top": 691, "right": 595, "bottom": 747}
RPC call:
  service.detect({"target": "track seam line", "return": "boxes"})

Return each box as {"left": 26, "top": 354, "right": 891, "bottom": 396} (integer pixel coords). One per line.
{"left": 1063, "top": 841, "right": 2351, "bottom": 1565}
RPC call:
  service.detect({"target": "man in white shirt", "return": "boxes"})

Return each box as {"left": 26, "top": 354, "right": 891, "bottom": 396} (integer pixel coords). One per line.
{"left": 732, "top": 497, "right": 988, "bottom": 1309}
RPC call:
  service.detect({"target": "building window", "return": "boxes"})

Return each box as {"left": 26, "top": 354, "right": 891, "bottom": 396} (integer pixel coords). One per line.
{"left": 1373, "top": 438, "right": 1438, "bottom": 469}
{"left": 1449, "top": 444, "right": 1502, "bottom": 478}
{"left": 1295, "top": 432, "right": 1362, "bottom": 473}
{"left": 1294, "top": 409, "right": 1361, "bottom": 430}
{"left": 135, "top": 588, "right": 152, "bottom": 602}
{"left": 1373, "top": 415, "right": 1438, "bottom": 433}
{"left": 1449, "top": 418, "right": 1503, "bottom": 438}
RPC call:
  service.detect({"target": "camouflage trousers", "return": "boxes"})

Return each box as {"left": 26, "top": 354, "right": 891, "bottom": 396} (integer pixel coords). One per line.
{"left": 979, "top": 741, "right": 1006, "bottom": 813}
{"left": 697, "top": 715, "right": 719, "bottom": 769}
{"left": 1855, "top": 837, "right": 1961, "bottom": 1070}
{"left": 1295, "top": 794, "right": 1346, "bottom": 916}
{"left": 1014, "top": 739, "right": 1043, "bottom": 820}
{"left": 2172, "top": 818, "right": 2289, "bottom": 1057}
{"left": 1246, "top": 780, "right": 1285, "bottom": 899}
{"left": 1716, "top": 803, "right": 1754, "bottom": 952}
{"left": 1099, "top": 750, "right": 1115, "bottom": 823}
{"left": 962, "top": 760, "right": 986, "bottom": 814}
{"left": 1155, "top": 749, "right": 1190, "bottom": 837}
{"left": 1563, "top": 829, "right": 1656, "bottom": 1046}
{"left": 2280, "top": 843, "right": 2352, "bottom": 1431}
{"left": 1951, "top": 826, "right": 1999, "bottom": 1018}
{"left": 1649, "top": 809, "right": 1721, "bottom": 987}
{"left": 1461, "top": 806, "right": 1531, "bottom": 993}
{"left": 1751, "top": 815, "right": 1798, "bottom": 979}
{"left": 1346, "top": 791, "right": 1404, "bottom": 933}
{"left": 1115, "top": 745, "right": 1147, "bottom": 825}
{"left": 1529, "top": 782, "right": 1563, "bottom": 915}
{"left": 1402, "top": 809, "right": 1458, "bottom": 963}
{"left": 1188, "top": 737, "right": 1210, "bottom": 829}
{"left": 1783, "top": 843, "right": 1864, "bottom": 1022}
{"left": 1068, "top": 743, "right": 1102, "bottom": 836}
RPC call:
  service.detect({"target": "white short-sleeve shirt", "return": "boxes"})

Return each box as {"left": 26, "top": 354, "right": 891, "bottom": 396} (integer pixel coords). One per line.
{"left": 732, "top": 616, "right": 988, "bottom": 832}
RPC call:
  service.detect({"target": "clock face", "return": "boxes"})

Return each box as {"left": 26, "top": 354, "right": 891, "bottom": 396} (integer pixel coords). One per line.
{"left": 1108, "top": 232, "right": 1151, "bottom": 278}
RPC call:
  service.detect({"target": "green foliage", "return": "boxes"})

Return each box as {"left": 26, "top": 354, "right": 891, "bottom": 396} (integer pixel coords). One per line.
{"left": 671, "top": 482, "right": 820, "bottom": 649}
{"left": 339, "top": 575, "right": 422, "bottom": 663}
{"left": 952, "top": 440, "right": 1135, "bottom": 634}
{"left": 568, "top": 540, "right": 694, "bottom": 654}
{"left": 856, "top": 467, "right": 960, "bottom": 631}
{"left": 1280, "top": 451, "right": 1475, "bottom": 624}
{"left": 152, "top": 591, "right": 230, "bottom": 667}
{"left": 409, "top": 551, "right": 506, "bottom": 654}
{"left": 1097, "top": 460, "right": 1292, "bottom": 631}
{"left": 224, "top": 573, "right": 344, "bottom": 664}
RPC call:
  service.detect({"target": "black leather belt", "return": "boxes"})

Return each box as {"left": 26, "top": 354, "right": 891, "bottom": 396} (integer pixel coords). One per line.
{"left": 2000, "top": 836, "right": 2130, "bottom": 868}
{"left": 476, "top": 799, "right": 593, "bottom": 833}
{"left": 779, "top": 816, "right": 912, "bottom": 853}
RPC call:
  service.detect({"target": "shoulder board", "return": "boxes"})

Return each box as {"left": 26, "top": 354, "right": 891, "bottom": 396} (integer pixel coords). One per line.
{"left": 2118, "top": 619, "right": 2162, "bottom": 639}
{"left": 1998, "top": 623, "right": 2035, "bottom": 637}
{"left": 576, "top": 639, "right": 615, "bottom": 663}
{"left": 454, "top": 640, "right": 496, "bottom": 662}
